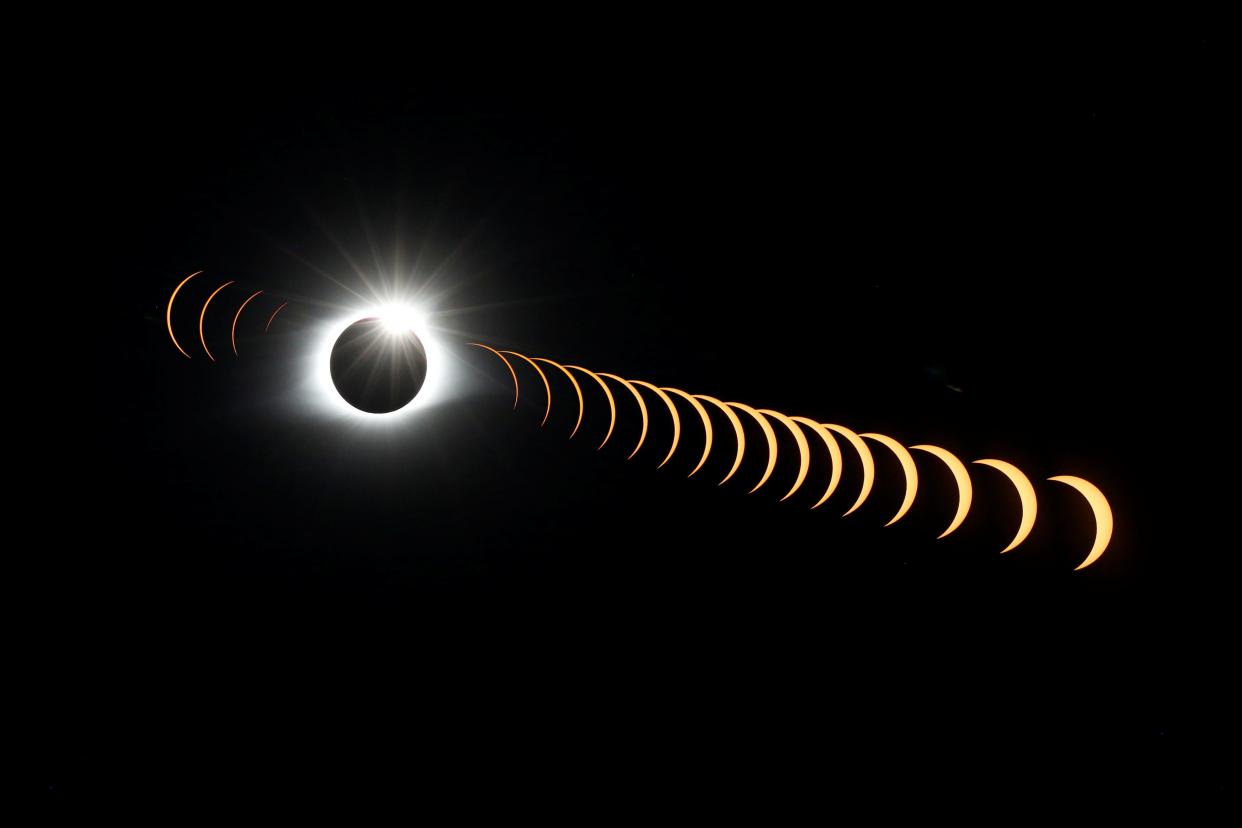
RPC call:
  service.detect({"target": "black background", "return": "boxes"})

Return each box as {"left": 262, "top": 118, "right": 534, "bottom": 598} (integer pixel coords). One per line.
{"left": 36, "top": 27, "right": 1231, "bottom": 809}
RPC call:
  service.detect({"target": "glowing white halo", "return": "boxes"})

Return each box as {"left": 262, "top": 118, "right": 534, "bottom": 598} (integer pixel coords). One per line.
{"left": 307, "top": 302, "right": 454, "bottom": 423}
{"left": 376, "top": 303, "right": 429, "bottom": 334}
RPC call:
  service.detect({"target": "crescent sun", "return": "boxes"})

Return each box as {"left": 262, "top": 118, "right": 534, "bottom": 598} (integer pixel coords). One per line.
{"left": 790, "top": 416, "right": 843, "bottom": 510}
{"left": 566, "top": 365, "right": 617, "bottom": 450}
{"left": 470, "top": 343, "right": 520, "bottom": 408}
{"left": 655, "top": 387, "right": 715, "bottom": 476}
{"left": 1048, "top": 475, "right": 1113, "bottom": 571}
{"left": 198, "top": 280, "right": 235, "bottom": 362}
{"left": 973, "top": 459, "right": 1037, "bottom": 553}
{"left": 534, "top": 357, "right": 584, "bottom": 439}
{"left": 910, "top": 444, "right": 973, "bottom": 538}
{"left": 860, "top": 433, "right": 919, "bottom": 526}
{"left": 265, "top": 301, "right": 289, "bottom": 332}
{"left": 631, "top": 381, "right": 682, "bottom": 468}
{"left": 695, "top": 394, "right": 746, "bottom": 485}
{"left": 598, "top": 373, "right": 649, "bottom": 460}
{"left": 759, "top": 409, "right": 811, "bottom": 502}
{"left": 230, "top": 290, "right": 264, "bottom": 357}
{"left": 166, "top": 270, "right": 202, "bottom": 359}
{"left": 501, "top": 350, "right": 553, "bottom": 427}
{"left": 661, "top": 387, "right": 713, "bottom": 477}
{"left": 726, "top": 402, "right": 779, "bottom": 494}
{"left": 822, "top": 423, "right": 876, "bottom": 516}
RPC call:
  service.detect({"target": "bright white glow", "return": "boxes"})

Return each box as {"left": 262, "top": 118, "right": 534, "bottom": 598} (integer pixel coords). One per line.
{"left": 377, "top": 303, "right": 429, "bottom": 334}
{"left": 306, "top": 301, "right": 455, "bottom": 424}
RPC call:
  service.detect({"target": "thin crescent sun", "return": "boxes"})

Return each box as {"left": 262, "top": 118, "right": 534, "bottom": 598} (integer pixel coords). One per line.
{"left": 759, "top": 409, "right": 811, "bottom": 502}
{"left": 726, "top": 402, "right": 779, "bottom": 495}
{"left": 534, "top": 357, "right": 584, "bottom": 439}
{"left": 790, "top": 417, "right": 843, "bottom": 510}
{"left": 501, "top": 351, "right": 553, "bottom": 426}
{"left": 598, "top": 373, "right": 649, "bottom": 460}
{"left": 230, "top": 290, "right": 264, "bottom": 357}
{"left": 470, "top": 343, "right": 520, "bottom": 408}
{"left": 661, "top": 387, "right": 713, "bottom": 477}
{"left": 265, "top": 301, "right": 288, "bottom": 332}
{"left": 696, "top": 394, "right": 746, "bottom": 485}
{"left": 166, "top": 270, "right": 202, "bottom": 359}
{"left": 822, "top": 423, "right": 876, "bottom": 516}
{"left": 1048, "top": 475, "right": 1113, "bottom": 571}
{"left": 631, "top": 380, "right": 681, "bottom": 468}
{"left": 860, "top": 433, "right": 919, "bottom": 526}
{"left": 198, "top": 280, "right": 235, "bottom": 362}
{"left": 910, "top": 444, "right": 973, "bottom": 538}
{"left": 565, "top": 365, "right": 616, "bottom": 450}
{"left": 973, "top": 459, "right": 1037, "bottom": 553}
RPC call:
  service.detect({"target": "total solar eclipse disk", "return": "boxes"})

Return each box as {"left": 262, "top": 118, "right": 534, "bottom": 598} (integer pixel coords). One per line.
{"left": 329, "top": 317, "right": 429, "bottom": 414}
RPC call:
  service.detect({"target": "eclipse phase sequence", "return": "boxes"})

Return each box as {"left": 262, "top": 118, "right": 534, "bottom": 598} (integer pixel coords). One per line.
{"left": 162, "top": 271, "right": 1113, "bottom": 571}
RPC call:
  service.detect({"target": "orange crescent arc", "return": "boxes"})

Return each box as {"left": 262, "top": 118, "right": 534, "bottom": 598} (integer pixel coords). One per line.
{"left": 470, "top": 343, "right": 520, "bottom": 408}
{"left": 265, "top": 301, "right": 288, "bottom": 332}
{"left": 822, "top": 424, "right": 875, "bottom": 516}
{"left": 860, "top": 433, "right": 919, "bottom": 526}
{"left": 631, "top": 381, "right": 681, "bottom": 468}
{"left": 726, "top": 402, "right": 779, "bottom": 495}
{"left": 973, "top": 459, "right": 1038, "bottom": 553}
{"left": 230, "top": 290, "right": 264, "bottom": 356}
{"left": 598, "top": 373, "right": 648, "bottom": 459}
{"left": 166, "top": 270, "right": 202, "bottom": 359}
{"left": 565, "top": 365, "right": 616, "bottom": 450}
{"left": 533, "top": 357, "right": 584, "bottom": 439}
{"left": 910, "top": 444, "right": 973, "bottom": 538}
{"left": 759, "top": 409, "right": 811, "bottom": 502}
{"left": 695, "top": 394, "right": 746, "bottom": 485}
{"left": 790, "top": 416, "right": 843, "bottom": 509}
{"left": 198, "top": 280, "right": 234, "bottom": 362}
{"left": 661, "top": 387, "right": 712, "bottom": 477}
{"left": 1048, "top": 475, "right": 1113, "bottom": 571}
{"left": 501, "top": 351, "right": 553, "bottom": 427}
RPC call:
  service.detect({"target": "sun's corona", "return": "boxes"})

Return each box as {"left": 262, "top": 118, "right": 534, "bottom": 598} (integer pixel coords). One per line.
{"left": 310, "top": 303, "right": 448, "bottom": 422}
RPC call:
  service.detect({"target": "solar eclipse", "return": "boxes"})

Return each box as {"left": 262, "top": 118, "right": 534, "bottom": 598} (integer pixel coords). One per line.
{"left": 162, "top": 274, "right": 1116, "bottom": 571}
{"left": 329, "top": 318, "right": 429, "bottom": 414}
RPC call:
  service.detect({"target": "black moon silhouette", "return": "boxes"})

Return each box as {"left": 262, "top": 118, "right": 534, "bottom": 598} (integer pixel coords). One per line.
{"left": 329, "top": 318, "right": 428, "bottom": 414}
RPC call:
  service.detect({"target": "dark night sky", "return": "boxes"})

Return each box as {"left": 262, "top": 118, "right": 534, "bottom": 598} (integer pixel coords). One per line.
{"left": 33, "top": 29, "right": 1231, "bottom": 807}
